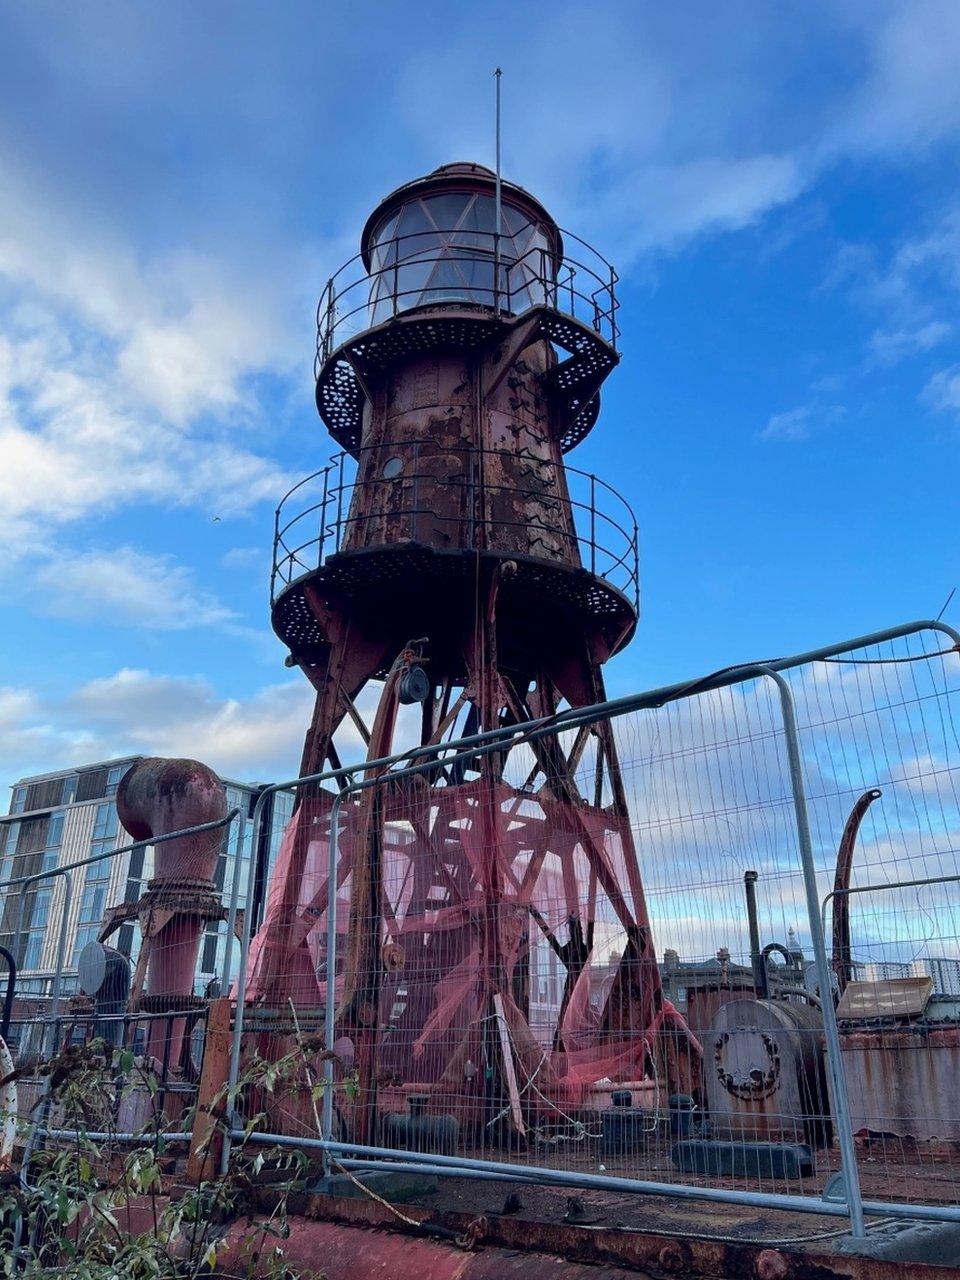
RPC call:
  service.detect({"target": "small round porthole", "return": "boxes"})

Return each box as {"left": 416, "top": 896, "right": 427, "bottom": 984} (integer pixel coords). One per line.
{"left": 382, "top": 456, "right": 403, "bottom": 480}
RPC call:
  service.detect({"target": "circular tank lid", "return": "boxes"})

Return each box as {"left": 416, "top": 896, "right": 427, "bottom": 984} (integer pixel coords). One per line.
{"left": 360, "top": 160, "right": 563, "bottom": 268}
{"left": 78, "top": 939, "right": 108, "bottom": 995}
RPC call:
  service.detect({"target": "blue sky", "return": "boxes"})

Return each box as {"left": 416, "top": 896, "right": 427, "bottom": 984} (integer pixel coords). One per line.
{"left": 1, "top": 0, "right": 960, "bottom": 801}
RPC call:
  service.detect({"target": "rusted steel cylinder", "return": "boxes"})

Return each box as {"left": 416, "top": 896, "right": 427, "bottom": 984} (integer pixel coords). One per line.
{"left": 342, "top": 345, "right": 580, "bottom": 573}
{"left": 218, "top": 1214, "right": 638, "bottom": 1279}
{"left": 117, "top": 758, "right": 227, "bottom": 1064}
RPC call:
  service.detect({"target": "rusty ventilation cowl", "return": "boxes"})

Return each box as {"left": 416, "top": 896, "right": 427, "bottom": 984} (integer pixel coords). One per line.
{"left": 117, "top": 756, "right": 227, "bottom": 850}
{"left": 116, "top": 757, "right": 228, "bottom": 1063}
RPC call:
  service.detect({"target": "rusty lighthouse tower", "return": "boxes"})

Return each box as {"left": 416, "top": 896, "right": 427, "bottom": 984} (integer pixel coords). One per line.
{"left": 251, "top": 161, "right": 699, "bottom": 1141}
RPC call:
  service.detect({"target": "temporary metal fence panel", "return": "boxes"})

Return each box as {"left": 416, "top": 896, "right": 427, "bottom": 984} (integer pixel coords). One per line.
{"left": 821, "top": 868, "right": 960, "bottom": 1208}
{"left": 784, "top": 631, "right": 960, "bottom": 1211}
{"left": 223, "top": 620, "right": 960, "bottom": 1234}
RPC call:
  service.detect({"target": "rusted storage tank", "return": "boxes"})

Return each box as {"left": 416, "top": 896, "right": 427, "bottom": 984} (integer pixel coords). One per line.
{"left": 685, "top": 973, "right": 757, "bottom": 1041}
{"left": 836, "top": 981, "right": 960, "bottom": 1148}
{"left": 706, "top": 998, "right": 831, "bottom": 1148}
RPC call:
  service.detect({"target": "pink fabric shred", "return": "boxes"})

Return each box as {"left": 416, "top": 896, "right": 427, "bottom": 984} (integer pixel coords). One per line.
{"left": 243, "top": 777, "right": 687, "bottom": 1099}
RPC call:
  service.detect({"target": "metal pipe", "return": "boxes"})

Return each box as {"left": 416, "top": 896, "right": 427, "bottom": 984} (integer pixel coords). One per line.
{"left": 743, "top": 870, "right": 766, "bottom": 998}
{"left": 494, "top": 67, "right": 502, "bottom": 315}
{"left": 0, "top": 945, "right": 15, "bottom": 1040}
{"left": 832, "top": 788, "right": 883, "bottom": 993}
{"left": 238, "top": 1130, "right": 960, "bottom": 1225}
{"left": 759, "top": 667, "right": 866, "bottom": 1239}
{"left": 338, "top": 1157, "right": 558, "bottom": 1187}
{"left": 762, "top": 941, "right": 794, "bottom": 971}
{"left": 221, "top": 797, "right": 256, "bottom": 995}
{"left": 0, "top": 812, "right": 237, "bottom": 1194}
{"left": 220, "top": 793, "right": 270, "bottom": 1175}
{"left": 37, "top": 1129, "right": 190, "bottom": 1143}
{"left": 322, "top": 786, "right": 348, "bottom": 1174}
{"left": 46, "top": 871, "right": 73, "bottom": 1057}
{"left": 774, "top": 986, "right": 821, "bottom": 1009}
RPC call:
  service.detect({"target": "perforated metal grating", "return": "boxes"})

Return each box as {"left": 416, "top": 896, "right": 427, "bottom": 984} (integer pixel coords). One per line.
{"left": 272, "top": 546, "right": 636, "bottom": 670}
{"left": 315, "top": 307, "right": 618, "bottom": 455}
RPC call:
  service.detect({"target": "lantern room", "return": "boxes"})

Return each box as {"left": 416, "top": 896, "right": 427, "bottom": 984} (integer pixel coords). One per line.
{"left": 360, "top": 162, "right": 561, "bottom": 323}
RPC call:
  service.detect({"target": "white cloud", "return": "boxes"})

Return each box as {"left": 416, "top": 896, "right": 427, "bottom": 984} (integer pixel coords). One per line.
{"left": 220, "top": 546, "right": 266, "bottom": 571}
{"left": 67, "top": 668, "right": 322, "bottom": 779}
{"left": 0, "top": 149, "right": 306, "bottom": 564}
{"left": 32, "top": 547, "right": 236, "bottom": 631}
{"left": 0, "top": 685, "right": 97, "bottom": 779}
{"left": 826, "top": 0, "right": 960, "bottom": 158}
{"left": 0, "top": 669, "right": 319, "bottom": 790}
{"left": 758, "top": 403, "right": 846, "bottom": 442}
{"left": 0, "top": 666, "right": 414, "bottom": 798}
{"left": 0, "top": 320, "right": 290, "bottom": 560}
{"left": 0, "top": 661, "right": 441, "bottom": 809}
{"left": 595, "top": 154, "right": 805, "bottom": 258}
{"left": 869, "top": 321, "right": 951, "bottom": 364}
{"left": 0, "top": 155, "right": 300, "bottom": 424}
{"left": 922, "top": 364, "right": 960, "bottom": 416}
{"left": 759, "top": 407, "right": 813, "bottom": 442}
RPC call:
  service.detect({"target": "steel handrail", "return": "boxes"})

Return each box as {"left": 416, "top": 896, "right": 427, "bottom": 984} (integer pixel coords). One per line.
{"left": 273, "top": 477, "right": 638, "bottom": 575}
{"left": 304, "top": 496, "right": 636, "bottom": 563}
{"left": 315, "top": 222, "right": 620, "bottom": 367}
{"left": 322, "top": 266, "right": 615, "bottom": 348}
{"left": 271, "top": 448, "right": 639, "bottom": 606}
{"left": 276, "top": 447, "right": 637, "bottom": 511}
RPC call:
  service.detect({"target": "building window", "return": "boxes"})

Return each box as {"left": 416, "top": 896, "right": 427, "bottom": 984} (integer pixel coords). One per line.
{"left": 105, "top": 764, "right": 126, "bottom": 797}
{"left": 10, "top": 787, "right": 26, "bottom": 816}
{"left": 92, "top": 802, "right": 118, "bottom": 844}
{"left": 17, "top": 812, "right": 65, "bottom": 972}
{"left": 73, "top": 865, "right": 112, "bottom": 962}
{"left": 201, "top": 931, "right": 218, "bottom": 974}
{"left": 72, "top": 802, "right": 119, "bottom": 964}
{"left": 0, "top": 822, "right": 18, "bottom": 886}
{"left": 22, "top": 886, "right": 52, "bottom": 969}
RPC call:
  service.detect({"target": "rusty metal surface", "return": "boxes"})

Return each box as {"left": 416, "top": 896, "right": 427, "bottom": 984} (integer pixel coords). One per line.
{"left": 839, "top": 1026, "right": 960, "bottom": 1143}
{"left": 116, "top": 758, "right": 227, "bottom": 866}
{"left": 831, "top": 789, "right": 883, "bottom": 993}
{"left": 243, "top": 1191, "right": 960, "bottom": 1280}
{"left": 221, "top": 1213, "right": 650, "bottom": 1279}
{"left": 836, "top": 979, "right": 933, "bottom": 1022}
{"left": 686, "top": 976, "right": 758, "bottom": 1033}
{"left": 274, "top": 338, "right": 638, "bottom": 674}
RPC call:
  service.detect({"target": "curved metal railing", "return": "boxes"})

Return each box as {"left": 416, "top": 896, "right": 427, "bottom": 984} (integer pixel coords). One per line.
{"left": 272, "top": 445, "right": 639, "bottom": 611}
{"left": 315, "top": 227, "right": 619, "bottom": 373}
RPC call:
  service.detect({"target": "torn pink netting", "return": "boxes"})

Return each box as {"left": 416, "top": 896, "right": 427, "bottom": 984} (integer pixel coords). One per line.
{"left": 242, "top": 777, "right": 676, "bottom": 1100}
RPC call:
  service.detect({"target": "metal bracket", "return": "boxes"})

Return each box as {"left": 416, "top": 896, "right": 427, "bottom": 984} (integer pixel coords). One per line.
{"left": 822, "top": 1170, "right": 849, "bottom": 1204}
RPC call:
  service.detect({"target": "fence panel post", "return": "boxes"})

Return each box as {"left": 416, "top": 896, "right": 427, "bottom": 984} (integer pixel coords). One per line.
{"left": 187, "top": 996, "right": 233, "bottom": 1182}
{"left": 761, "top": 666, "right": 866, "bottom": 1238}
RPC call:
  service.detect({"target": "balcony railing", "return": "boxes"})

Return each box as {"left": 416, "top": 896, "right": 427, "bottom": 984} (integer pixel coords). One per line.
{"left": 315, "top": 227, "right": 620, "bottom": 373}
{"left": 272, "top": 446, "right": 639, "bottom": 612}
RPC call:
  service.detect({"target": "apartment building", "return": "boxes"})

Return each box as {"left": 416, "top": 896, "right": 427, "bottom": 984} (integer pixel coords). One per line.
{"left": 0, "top": 757, "right": 293, "bottom": 999}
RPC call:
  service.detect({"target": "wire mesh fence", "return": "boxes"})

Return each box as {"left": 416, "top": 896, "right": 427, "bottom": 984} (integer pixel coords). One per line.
{"left": 10, "top": 621, "right": 960, "bottom": 1232}
{"left": 217, "top": 621, "right": 960, "bottom": 1228}
{"left": 0, "top": 809, "right": 242, "bottom": 1150}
